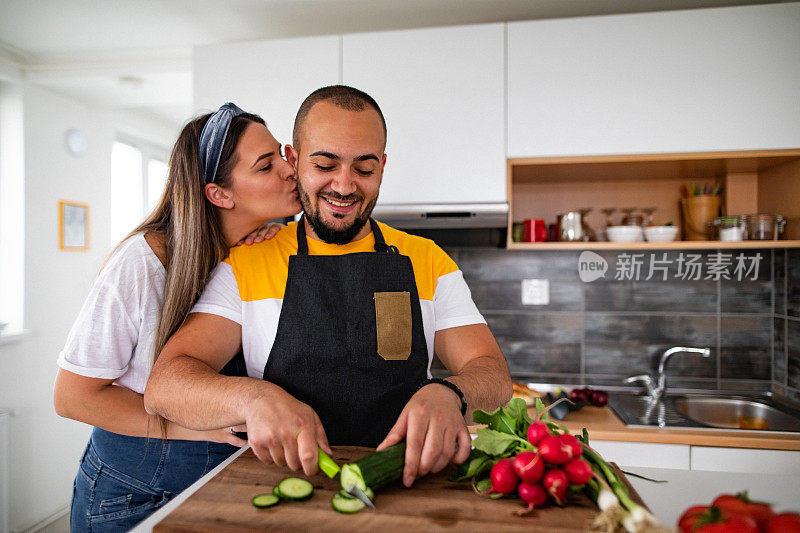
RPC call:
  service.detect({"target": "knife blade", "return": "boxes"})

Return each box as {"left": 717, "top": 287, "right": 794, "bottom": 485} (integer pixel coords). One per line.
{"left": 346, "top": 484, "right": 376, "bottom": 510}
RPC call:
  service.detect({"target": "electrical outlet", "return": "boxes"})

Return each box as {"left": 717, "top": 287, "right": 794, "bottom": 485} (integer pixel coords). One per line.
{"left": 521, "top": 279, "right": 549, "bottom": 305}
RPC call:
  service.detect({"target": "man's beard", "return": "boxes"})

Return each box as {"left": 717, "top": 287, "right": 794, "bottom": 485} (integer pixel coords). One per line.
{"left": 297, "top": 180, "right": 378, "bottom": 245}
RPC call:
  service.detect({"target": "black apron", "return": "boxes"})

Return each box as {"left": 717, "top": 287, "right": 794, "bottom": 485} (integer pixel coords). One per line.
{"left": 262, "top": 217, "right": 429, "bottom": 447}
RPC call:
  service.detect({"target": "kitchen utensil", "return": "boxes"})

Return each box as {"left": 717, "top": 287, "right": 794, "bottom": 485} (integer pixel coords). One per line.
{"left": 578, "top": 208, "right": 595, "bottom": 241}
{"left": 558, "top": 211, "right": 584, "bottom": 242}
{"left": 622, "top": 213, "right": 645, "bottom": 226}
{"left": 346, "top": 484, "right": 376, "bottom": 510}
{"left": 641, "top": 207, "right": 657, "bottom": 226}
{"left": 606, "top": 225, "right": 643, "bottom": 242}
{"left": 619, "top": 207, "right": 637, "bottom": 226}
{"left": 643, "top": 226, "right": 679, "bottom": 242}
{"left": 744, "top": 214, "right": 785, "bottom": 240}
{"left": 711, "top": 216, "right": 745, "bottom": 241}
{"left": 681, "top": 195, "right": 720, "bottom": 241}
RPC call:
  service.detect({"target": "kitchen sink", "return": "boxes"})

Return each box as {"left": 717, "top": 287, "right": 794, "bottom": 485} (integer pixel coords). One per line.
{"left": 674, "top": 397, "right": 800, "bottom": 432}
{"left": 608, "top": 392, "right": 800, "bottom": 433}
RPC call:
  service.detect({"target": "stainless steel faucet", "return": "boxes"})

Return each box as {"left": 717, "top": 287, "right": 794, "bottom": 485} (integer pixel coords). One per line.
{"left": 625, "top": 346, "right": 711, "bottom": 401}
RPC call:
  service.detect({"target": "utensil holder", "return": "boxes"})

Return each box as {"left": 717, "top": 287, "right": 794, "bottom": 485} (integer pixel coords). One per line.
{"left": 681, "top": 195, "right": 721, "bottom": 241}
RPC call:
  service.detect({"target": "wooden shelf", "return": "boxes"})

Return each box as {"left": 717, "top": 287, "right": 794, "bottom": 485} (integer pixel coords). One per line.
{"left": 507, "top": 148, "right": 800, "bottom": 248}
{"left": 507, "top": 240, "right": 800, "bottom": 251}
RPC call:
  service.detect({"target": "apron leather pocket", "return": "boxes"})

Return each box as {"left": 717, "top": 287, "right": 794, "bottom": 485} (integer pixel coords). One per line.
{"left": 374, "top": 291, "right": 412, "bottom": 361}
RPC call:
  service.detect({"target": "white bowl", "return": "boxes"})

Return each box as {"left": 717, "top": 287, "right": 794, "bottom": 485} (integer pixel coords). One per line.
{"left": 644, "top": 226, "right": 679, "bottom": 242}
{"left": 605, "top": 225, "right": 643, "bottom": 242}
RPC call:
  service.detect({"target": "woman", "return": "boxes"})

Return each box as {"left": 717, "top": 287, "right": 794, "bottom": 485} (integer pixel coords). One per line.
{"left": 53, "top": 103, "right": 301, "bottom": 532}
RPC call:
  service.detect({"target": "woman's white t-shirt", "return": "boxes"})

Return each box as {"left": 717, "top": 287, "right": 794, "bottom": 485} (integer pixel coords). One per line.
{"left": 57, "top": 233, "right": 165, "bottom": 394}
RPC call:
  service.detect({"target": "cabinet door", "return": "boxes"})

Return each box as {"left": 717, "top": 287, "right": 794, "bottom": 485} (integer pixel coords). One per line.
{"left": 590, "top": 441, "right": 690, "bottom": 470}
{"left": 691, "top": 446, "right": 800, "bottom": 475}
{"left": 507, "top": 3, "right": 800, "bottom": 157}
{"left": 194, "top": 36, "right": 340, "bottom": 151}
{"left": 343, "top": 24, "right": 506, "bottom": 206}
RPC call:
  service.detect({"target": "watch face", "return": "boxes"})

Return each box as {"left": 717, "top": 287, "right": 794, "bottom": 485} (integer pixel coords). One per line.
{"left": 64, "top": 129, "right": 88, "bottom": 156}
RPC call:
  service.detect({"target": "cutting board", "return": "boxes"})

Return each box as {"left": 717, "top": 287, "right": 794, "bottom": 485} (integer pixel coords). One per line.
{"left": 154, "top": 447, "right": 647, "bottom": 532}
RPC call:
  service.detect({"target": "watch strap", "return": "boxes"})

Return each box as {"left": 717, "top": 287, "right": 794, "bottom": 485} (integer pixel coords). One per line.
{"left": 417, "top": 377, "right": 468, "bottom": 416}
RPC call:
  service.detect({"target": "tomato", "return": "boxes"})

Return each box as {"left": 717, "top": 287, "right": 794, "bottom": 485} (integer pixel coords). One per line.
{"left": 764, "top": 513, "right": 800, "bottom": 533}
{"left": 677, "top": 505, "right": 758, "bottom": 533}
{"left": 679, "top": 505, "right": 710, "bottom": 533}
{"left": 712, "top": 492, "right": 774, "bottom": 525}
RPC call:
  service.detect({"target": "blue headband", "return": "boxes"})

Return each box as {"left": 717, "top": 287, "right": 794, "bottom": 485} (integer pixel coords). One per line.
{"left": 198, "top": 102, "right": 246, "bottom": 185}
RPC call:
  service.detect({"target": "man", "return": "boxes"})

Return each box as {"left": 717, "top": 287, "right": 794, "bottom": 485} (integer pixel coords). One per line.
{"left": 145, "top": 85, "right": 512, "bottom": 488}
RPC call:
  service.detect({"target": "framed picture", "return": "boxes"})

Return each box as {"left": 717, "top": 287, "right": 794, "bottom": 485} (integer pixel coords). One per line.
{"left": 59, "top": 200, "right": 90, "bottom": 251}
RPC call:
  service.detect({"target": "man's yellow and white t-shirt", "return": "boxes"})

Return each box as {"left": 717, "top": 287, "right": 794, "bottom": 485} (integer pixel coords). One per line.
{"left": 192, "top": 221, "right": 486, "bottom": 378}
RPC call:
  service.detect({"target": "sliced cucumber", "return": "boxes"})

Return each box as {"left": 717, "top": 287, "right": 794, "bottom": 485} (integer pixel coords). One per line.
{"left": 273, "top": 485, "right": 282, "bottom": 499}
{"left": 251, "top": 493, "right": 280, "bottom": 508}
{"left": 338, "top": 488, "right": 374, "bottom": 501}
{"left": 331, "top": 493, "right": 365, "bottom": 514}
{"left": 276, "top": 477, "right": 314, "bottom": 501}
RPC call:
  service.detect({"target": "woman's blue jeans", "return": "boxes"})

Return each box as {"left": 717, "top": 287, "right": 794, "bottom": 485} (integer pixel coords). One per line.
{"left": 70, "top": 427, "right": 237, "bottom": 532}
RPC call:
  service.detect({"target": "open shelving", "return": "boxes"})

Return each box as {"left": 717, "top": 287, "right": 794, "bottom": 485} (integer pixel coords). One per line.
{"left": 506, "top": 149, "right": 800, "bottom": 250}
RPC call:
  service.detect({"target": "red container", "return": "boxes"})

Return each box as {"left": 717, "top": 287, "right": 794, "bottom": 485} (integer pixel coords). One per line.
{"left": 524, "top": 219, "right": 547, "bottom": 242}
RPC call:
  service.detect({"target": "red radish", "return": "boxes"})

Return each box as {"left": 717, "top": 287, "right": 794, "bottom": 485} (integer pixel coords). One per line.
{"left": 563, "top": 458, "right": 593, "bottom": 485}
{"left": 559, "top": 434, "right": 582, "bottom": 460}
{"left": 518, "top": 482, "right": 548, "bottom": 511}
{"left": 512, "top": 451, "right": 545, "bottom": 483}
{"left": 543, "top": 469, "right": 568, "bottom": 505}
{"left": 489, "top": 458, "right": 519, "bottom": 494}
{"left": 527, "top": 421, "right": 549, "bottom": 446}
{"left": 538, "top": 435, "right": 571, "bottom": 464}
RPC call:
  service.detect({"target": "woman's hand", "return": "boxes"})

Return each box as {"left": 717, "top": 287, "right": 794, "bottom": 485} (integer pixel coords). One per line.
{"left": 205, "top": 425, "right": 248, "bottom": 447}
{"left": 236, "top": 222, "right": 284, "bottom": 246}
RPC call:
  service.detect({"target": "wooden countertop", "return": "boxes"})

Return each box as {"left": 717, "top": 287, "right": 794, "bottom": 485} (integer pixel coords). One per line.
{"left": 533, "top": 405, "right": 800, "bottom": 451}
{"left": 152, "top": 446, "right": 647, "bottom": 532}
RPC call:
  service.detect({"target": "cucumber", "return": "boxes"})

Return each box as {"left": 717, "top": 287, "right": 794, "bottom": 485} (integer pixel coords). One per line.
{"left": 275, "top": 477, "right": 314, "bottom": 501}
{"left": 337, "top": 488, "right": 375, "bottom": 501}
{"left": 340, "top": 443, "right": 405, "bottom": 493}
{"left": 331, "top": 493, "right": 365, "bottom": 514}
{"left": 251, "top": 493, "right": 280, "bottom": 508}
{"left": 273, "top": 485, "right": 282, "bottom": 499}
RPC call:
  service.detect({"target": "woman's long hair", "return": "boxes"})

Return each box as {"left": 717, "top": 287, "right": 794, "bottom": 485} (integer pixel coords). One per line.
{"left": 122, "top": 111, "right": 265, "bottom": 436}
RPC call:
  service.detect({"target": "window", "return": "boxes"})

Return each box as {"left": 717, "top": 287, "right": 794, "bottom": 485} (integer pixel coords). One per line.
{"left": 0, "top": 82, "right": 25, "bottom": 335}
{"left": 110, "top": 139, "right": 168, "bottom": 245}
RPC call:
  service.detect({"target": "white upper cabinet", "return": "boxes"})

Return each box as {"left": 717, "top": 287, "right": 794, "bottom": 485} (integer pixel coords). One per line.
{"left": 343, "top": 24, "right": 506, "bottom": 206}
{"left": 507, "top": 3, "right": 800, "bottom": 158}
{"left": 193, "top": 36, "right": 340, "bottom": 150}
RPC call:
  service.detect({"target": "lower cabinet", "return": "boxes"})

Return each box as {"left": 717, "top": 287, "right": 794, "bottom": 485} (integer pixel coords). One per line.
{"left": 591, "top": 441, "right": 691, "bottom": 470}
{"left": 591, "top": 441, "right": 800, "bottom": 474}
{"left": 690, "top": 446, "right": 800, "bottom": 475}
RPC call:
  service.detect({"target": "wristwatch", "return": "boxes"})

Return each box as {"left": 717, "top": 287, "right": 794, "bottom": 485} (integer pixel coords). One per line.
{"left": 417, "top": 377, "right": 468, "bottom": 416}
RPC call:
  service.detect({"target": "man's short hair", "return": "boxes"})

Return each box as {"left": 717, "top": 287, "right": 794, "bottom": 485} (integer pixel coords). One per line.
{"left": 292, "top": 85, "right": 387, "bottom": 150}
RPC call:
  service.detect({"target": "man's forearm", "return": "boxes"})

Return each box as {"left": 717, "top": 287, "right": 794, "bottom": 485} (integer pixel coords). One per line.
{"left": 145, "top": 354, "right": 277, "bottom": 430}
{"left": 445, "top": 354, "right": 513, "bottom": 416}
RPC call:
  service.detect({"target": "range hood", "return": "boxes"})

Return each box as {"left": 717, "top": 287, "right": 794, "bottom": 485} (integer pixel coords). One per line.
{"left": 371, "top": 203, "right": 508, "bottom": 229}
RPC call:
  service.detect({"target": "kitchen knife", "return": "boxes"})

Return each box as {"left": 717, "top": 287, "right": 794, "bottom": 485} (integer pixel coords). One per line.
{"left": 346, "top": 484, "right": 376, "bottom": 510}
{"left": 233, "top": 431, "right": 340, "bottom": 478}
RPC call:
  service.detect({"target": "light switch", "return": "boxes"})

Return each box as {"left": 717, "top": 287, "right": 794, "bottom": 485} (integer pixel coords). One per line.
{"left": 521, "top": 278, "right": 549, "bottom": 305}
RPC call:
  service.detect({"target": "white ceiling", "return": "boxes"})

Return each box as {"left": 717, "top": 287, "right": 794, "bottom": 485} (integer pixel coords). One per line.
{"left": 0, "top": 0, "right": 790, "bottom": 126}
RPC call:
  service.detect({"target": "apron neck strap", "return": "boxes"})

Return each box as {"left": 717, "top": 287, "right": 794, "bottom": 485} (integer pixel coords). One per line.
{"left": 295, "top": 216, "right": 392, "bottom": 255}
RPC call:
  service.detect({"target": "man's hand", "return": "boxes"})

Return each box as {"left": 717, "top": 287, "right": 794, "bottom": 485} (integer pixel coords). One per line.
{"left": 376, "top": 383, "right": 471, "bottom": 487}
{"left": 244, "top": 387, "right": 332, "bottom": 476}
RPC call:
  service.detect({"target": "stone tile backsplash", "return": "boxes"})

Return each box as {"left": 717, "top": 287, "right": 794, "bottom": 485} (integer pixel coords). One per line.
{"left": 446, "top": 246, "right": 799, "bottom": 402}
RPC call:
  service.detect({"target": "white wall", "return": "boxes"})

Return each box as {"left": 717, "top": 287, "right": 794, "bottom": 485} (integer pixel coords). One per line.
{"left": 0, "top": 83, "right": 176, "bottom": 532}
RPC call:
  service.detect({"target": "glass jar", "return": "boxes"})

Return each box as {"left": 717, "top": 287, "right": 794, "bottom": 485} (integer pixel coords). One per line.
{"left": 744, "top": 214, "right": 785, "bottom": 240}
{"left": 711, "top": 216, "right": 744, "bottom": 241}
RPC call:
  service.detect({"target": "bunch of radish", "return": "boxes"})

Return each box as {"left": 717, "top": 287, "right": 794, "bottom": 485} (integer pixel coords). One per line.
{"left": 487, "top": 421, "right": 593, "bottom": 511}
